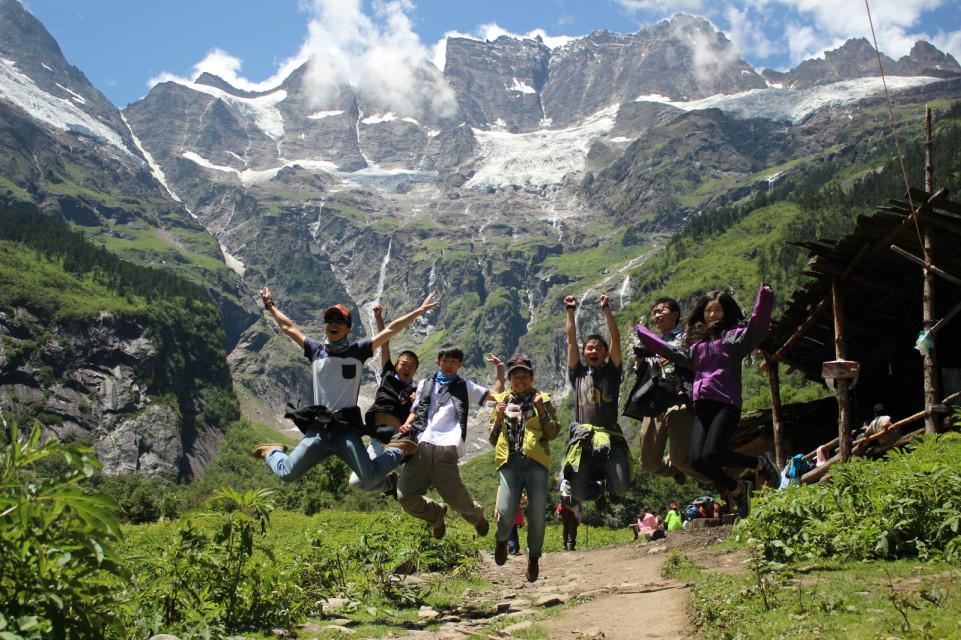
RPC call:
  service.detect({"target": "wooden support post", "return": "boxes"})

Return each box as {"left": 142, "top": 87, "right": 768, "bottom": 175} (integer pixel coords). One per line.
{"left": 923, "top": 106, "right": 941, "bottom": 434}
{"left": 765, "top": 356, "right": 786, "bottom": 470}
{"left": 832, "top": 277, "right": 852, "bottom": 462}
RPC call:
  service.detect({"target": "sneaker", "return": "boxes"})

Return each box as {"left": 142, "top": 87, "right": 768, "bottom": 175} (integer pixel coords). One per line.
{"left": 756, "top": 452, "right": 780, "bottom": 485}
{"left": 735, "top": 479, "right": 753, "bottom": 518}
{"left": 250, "top": 443, "right": 288, "bottom": 459}
{"left": 494, "top": 540, "right": 509, "bottom": 565}
{"left": 383, "top": 471, "right": 399, "bottom": 500}
{"left": 432, "top": 504, "right": 448, "bottom": 539}
{"left": 474, "top": 516, "right": 490, "bottom": 537}
{"left": 526, "top": 556, "right": 539, "bottom": 582}
{"left": 385, "top": 439, "right": 418, "bottom": 463}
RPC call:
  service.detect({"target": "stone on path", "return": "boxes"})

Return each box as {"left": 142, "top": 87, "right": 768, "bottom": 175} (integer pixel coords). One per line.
{"left": 535, "top": 593, "right": 570, "bottom": 607}
{"left": 500, "top": 620, "right": 533, "bottom": 636}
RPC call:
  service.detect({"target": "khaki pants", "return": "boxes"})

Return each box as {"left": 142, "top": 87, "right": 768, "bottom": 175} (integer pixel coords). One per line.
{"left": 397, "top": 442, "right": 485, "bottom": 527}
{"left": 638, "top": 405, "right": 709, "bottom": 484}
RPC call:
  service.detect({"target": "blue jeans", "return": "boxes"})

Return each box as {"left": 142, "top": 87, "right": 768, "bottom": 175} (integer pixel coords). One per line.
{"left": 348, "top": 438, "right": 393, "bottom": 492}
{"left": 496, "top": 454, "right": 548, "bottom": 559}
{"left": 571, "top": 442, "right": 631, "bottom": 502}
{"left": 266, "top": 428, "right": 401, "bottom": 491}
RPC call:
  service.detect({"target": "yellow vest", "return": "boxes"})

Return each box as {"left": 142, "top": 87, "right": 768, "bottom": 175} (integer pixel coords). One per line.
{"left": 489, "top": 390, "right": 560, "bottom": 470}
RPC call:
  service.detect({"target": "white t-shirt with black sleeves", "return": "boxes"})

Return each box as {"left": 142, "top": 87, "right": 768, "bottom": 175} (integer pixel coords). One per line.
{"left": 303, "top": 337, "right": 373, "bottom": 411}
{"left": 412, "top": 377, "right": 489, "bottom": 455}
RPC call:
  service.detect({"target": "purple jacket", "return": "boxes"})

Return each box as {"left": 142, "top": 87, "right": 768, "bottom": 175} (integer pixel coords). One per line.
{"left": 635, "top": 284, "right": 774, "bottom": 408}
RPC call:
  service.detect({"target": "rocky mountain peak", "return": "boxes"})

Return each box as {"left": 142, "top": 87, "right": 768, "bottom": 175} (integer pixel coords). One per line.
{"left": 897, "top": 41, "right": 961, "bottom": 77}
{"left": 193, "top": 72, "right": 272, "bottom": 98}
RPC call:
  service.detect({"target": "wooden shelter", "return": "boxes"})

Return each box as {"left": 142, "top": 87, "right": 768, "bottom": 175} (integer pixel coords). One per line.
{"left": 756, "top": 187, "right": 961, "bottom": 479}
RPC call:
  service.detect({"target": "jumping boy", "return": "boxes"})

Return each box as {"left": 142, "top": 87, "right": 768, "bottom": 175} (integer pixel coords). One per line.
{"left": 563, "top": 293, "right": 631, "bottom": 504}
{"left": 252, "top": 287, "right": 437, "bottom": 487}
{"left": 396, "top": 345, "right": 505, "bottom": 539}
{"left": 347, "top": 303, "right": 420, "bottom": 494}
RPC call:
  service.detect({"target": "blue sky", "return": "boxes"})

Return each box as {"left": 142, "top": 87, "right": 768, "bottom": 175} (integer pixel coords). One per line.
{"left": 21, "top": 0, "right": 961, "bottom": 107}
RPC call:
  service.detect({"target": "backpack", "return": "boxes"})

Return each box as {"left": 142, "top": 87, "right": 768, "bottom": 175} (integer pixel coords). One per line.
{"left": 786, "top": 454, "right": 811, "bottom": 485}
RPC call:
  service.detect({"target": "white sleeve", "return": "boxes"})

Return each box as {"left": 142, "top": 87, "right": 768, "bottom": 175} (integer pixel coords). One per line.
{"left": 411, "top": 379, "right": 426, "bottom": 406}
{"left": 467, "top": 380, "right": 491, "bottom": 406}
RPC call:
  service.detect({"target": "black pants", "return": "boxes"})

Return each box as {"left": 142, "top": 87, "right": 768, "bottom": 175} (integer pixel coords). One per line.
{"left": 560, "top": 509, "right": 578, "bottom": 549}
{"left": 689, "top": 400, "right": 757, "bottom": 493}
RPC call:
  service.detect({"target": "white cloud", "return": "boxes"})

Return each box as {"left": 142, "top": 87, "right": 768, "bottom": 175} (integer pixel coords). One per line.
{"left": 616, "top": 0, "right": 706, "bottom": 12}
{"left": 149, "top": 48, "right": 307, "bottom": 94}
{"left": 301, "top": 0, "right": 457, "bottom": 118}
{"left": 430, "top": 23, "right": 576, "bottom": 72}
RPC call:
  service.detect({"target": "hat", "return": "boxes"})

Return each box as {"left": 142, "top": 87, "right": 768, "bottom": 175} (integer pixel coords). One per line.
{"left": 507, "top": 357, "right": 533, "bottom": 375}
{"left": 323, "top": 304, "right": 352, "bottom": 326}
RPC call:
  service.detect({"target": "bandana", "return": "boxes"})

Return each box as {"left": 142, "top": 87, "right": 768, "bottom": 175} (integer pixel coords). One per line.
{"left": 324, "top": 336, "right": 351, "bottom": 354}
{"left": 434, "top": 370, "right": 461, "bottom": 385}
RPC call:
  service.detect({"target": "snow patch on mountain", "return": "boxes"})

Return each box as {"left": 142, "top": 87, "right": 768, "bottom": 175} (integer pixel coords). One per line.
{"left": 308, "top": 110, "right": 344, "bottom": 119}
{"left": 636, "top": 76, "right": 942, "bottom": 123}
{"left": 179, "top": 82, "right": 287, "bottom": 140}
{"left": 0, "top": 58, "right": 131, "bottom": 154}
{"left": 466, "top": 104, "right": 619, "bottom": 189}
{"left": 508, "top": 78, "right": 537, "bottom": 94}
{"left": 121, "top": 113, "right": 197, "bottom": 219}
{"left": 181, "top": 150, "right": 435, "bottom": 191}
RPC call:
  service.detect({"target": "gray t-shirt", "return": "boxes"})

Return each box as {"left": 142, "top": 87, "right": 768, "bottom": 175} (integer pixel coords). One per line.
{"left": 303, "top": 337, "right": 373, "bottom": 411}
{"left": 568, "top": 360, "right": 622, "bottom": 429}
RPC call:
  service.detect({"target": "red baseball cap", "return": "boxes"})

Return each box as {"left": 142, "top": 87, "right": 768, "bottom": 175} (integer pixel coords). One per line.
{"left": 323, "top": 304, "right": 352, "bottom": 326}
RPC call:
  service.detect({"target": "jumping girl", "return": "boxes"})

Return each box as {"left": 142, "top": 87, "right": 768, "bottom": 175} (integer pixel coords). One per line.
{"left": 634, "top": 284, "right": 779, "bottom": 517}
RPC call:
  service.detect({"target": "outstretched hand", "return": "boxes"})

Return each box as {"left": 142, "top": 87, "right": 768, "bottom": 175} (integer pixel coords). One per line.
{"left": 564, "top": 295, "right": 577, "bottom": 310}
{"left": 486, "top": 353, "right": 504, "bottom": 369}
{"left": 761, "top": 283, "right": 775, "bottom": 295}
{"left": 373, "top": 303, "right": 383, "bottom": 318}
{"left": 417, "top": 292, "right": 440, "bottom": 314}
{"left": 260, "top": 287, "right": 274, "bottom": 309}
{"left": 599, "top": 293, "right": 610, "bottom": 309}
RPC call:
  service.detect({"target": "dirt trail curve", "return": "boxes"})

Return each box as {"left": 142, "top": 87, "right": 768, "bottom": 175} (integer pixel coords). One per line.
{"left": 396, "top": 527, "right": 737, "bottom": 640}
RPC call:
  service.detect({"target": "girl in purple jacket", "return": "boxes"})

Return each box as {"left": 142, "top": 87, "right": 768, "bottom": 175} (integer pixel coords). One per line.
{"left": 635, "top": 284, "right": 779, "bottom": 516}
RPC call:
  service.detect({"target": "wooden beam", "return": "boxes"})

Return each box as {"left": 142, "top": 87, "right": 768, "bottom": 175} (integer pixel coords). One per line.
{"left": 889, "top": 245, "right": 961, "bottom": 286}
{"left": 832, "top": 277, "right": 852, "bottom": 462}
{"left": 923, "top": 108, "right": 942, "bottom": 435}
{"left": 765, "top": 356, "right": 786, "bottom": 470}
{"left": 770, "top": 297, "right": 829, "bottom": 364}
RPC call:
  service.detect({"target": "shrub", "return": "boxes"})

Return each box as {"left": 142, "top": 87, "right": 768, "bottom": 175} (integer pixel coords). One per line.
{"left": 737, "top": 433, "right": 961, "bottom": 563}
{"left": 0, "top": 421, "right": 126, "bottom": 639}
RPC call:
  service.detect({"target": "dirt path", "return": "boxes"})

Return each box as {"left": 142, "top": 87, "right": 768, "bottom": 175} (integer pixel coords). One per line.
{"left": 393, "top": 526, "right": 737, "bottom": 639}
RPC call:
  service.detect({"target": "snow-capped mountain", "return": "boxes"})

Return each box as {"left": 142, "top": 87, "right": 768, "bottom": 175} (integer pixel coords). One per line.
{"left": 3, "top": 0, "right": 961, "bottom": 467}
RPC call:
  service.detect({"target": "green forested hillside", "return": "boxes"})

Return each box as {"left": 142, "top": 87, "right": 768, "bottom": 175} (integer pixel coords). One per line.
{"left": 618, "top": 100, "right": 961, "bottom": 409}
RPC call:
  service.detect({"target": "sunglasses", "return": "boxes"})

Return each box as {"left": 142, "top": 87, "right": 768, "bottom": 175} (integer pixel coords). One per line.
{"left": 324, "top": 316, "right": 349, "bottom": 326}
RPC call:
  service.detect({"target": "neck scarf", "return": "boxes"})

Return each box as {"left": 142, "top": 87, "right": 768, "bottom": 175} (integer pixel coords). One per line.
{"left": 435, "top": 371, "right": 461, "bottom": 385}
{"left": 324, "top": 336, "right": 351, "bottom": 354}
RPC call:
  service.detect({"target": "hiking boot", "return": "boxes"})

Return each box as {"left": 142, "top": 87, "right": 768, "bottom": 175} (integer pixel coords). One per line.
{"left": 250, "top": 443, "right": 288, "bottom": 459}
{"left": 672, "top": 470, "right": 687, "bottom": 485}
{"left": 383, "top": 471, "right": 399, "bottom": 500}
{"left": 494, "top": 540, "right": 509, "bottom": 565}
{"left": 595, "top": 488, "right": 608, "bottom": 512}
{"left": 756, "top": 452, "right": 780, "bottom": 486}
{"left": 526, "top": 556, "right": 539, "bottom": 582}
{"left": 432, "top": 504, "right": 448, "bottom": 539}
{"left": 474, "top": 516, "right": 490, "bottom": 537}
{"left": 734, "top": 480, "right": 753, "bottom": 518}
{"left": 385, "top": 439, "right": 417, "bottom": 463}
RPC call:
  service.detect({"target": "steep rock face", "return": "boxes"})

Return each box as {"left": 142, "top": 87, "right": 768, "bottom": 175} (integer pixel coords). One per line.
{"left": 762, "top": 38, "right": 961, "bottom": 89}
{"left": 542, "top": 16, "right": 767, "bottom": 127}
{"left": 444, "top": 36, "right": 551, "bottom": 132}
{"left": 0, "top": 307, "right": 227, "bottom": 478}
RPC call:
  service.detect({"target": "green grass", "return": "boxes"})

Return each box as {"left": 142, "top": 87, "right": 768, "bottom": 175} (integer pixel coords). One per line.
{"left": 670, "top": 549, "right": 961, "bottom": 640}
{"left": 0, "top": 175, "right": 34, "bottom": 203}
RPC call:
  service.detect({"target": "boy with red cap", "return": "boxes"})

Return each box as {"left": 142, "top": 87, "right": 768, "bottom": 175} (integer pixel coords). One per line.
{"left": 252, "top": 287, "right": 437, "bottom": 488}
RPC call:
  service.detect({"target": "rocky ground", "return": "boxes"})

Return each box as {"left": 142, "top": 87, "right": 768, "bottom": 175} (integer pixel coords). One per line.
{"left": 300, "top": 525, "right": 741, "bottom": 639}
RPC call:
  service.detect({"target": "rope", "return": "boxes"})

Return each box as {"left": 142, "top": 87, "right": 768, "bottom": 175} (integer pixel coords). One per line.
{"left": 863, "top": 0, "right": 926, "bottom": 253}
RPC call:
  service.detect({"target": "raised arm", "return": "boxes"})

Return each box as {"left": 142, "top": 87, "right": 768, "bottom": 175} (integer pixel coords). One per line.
{"left": 600, "top": 294, "right": 622, "bottom": 368}
{"left": 486, "top": 354, "right": 506, "bottom": 397}
{"left": 261, "top": 287, "right": 306, "bottom": 349}
{"left": 371, "top": 292, "right": 439, "bottom": 349}
{"left": 735, "top": 283, "right": 775, "bottom": 354}
{"left": 634, "top": 324, "right": 692, "bottom": 369}
{"left": 373, "top": 304, "right": 390, "bottom": 365}
{"left": 564, "top": 296, "right": 579, "bottom": 369}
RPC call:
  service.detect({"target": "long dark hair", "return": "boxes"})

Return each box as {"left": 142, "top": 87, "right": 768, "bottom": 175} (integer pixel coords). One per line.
{"left": 683, "top": 290, "right": 745, "bottom": 347}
